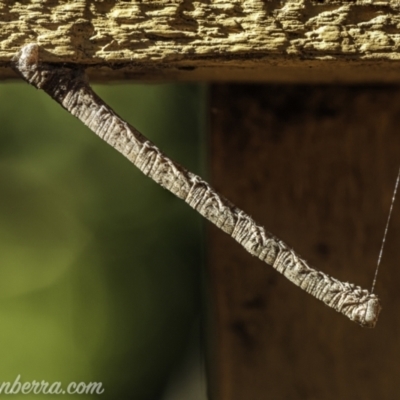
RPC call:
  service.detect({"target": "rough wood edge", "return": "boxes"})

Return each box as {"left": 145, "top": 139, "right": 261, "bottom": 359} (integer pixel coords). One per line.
{"left": 2, "top": 1, "right": 400, "bottom": 82}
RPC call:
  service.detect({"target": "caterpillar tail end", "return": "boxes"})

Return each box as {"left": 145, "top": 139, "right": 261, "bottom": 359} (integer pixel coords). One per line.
{"left": 11, "top": 43, "right": 40, "bottom": 83}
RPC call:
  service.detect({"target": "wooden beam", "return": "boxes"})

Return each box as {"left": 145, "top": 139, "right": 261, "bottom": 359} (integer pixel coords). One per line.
{"left": 2, "top": 1, "right": 400, "bottom": 82}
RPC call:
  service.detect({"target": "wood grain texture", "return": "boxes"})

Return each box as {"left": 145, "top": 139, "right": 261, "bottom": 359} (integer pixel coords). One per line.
{"left": 208, "top": 84, "right": 400, "bottom": 399}
{"left": 2, "top": 0, "right": 400, "bottom": 82}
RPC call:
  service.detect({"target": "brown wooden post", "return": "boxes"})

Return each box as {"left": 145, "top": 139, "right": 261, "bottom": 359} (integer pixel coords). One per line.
{"left": 208, "top": 84, "right": 400, "bottom": 399}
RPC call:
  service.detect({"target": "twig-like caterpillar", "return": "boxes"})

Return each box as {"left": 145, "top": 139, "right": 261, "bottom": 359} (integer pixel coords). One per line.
{"left": 12, "top": 44, "right": 381, "bottom": 328}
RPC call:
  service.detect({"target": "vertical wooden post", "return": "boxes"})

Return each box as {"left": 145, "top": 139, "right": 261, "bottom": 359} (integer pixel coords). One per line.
{"left": 208, "top": 85, "right": 400, "bottom": 400}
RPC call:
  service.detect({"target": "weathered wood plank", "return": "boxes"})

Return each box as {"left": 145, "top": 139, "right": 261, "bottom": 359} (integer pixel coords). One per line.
{"left": 2, "top": 1, "right": 400, "bottom": 82}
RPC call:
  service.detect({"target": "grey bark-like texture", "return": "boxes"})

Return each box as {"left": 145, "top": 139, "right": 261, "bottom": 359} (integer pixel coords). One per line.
{"left": 13, "top": 43, "right": 381, "bottom": 327}
{"left": 2, "top": 1, "right": 400, "bottom": 82}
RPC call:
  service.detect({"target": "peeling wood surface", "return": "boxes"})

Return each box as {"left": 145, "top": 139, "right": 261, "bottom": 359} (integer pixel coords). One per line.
{"left": 2, "top": 0, "right": 400, "bottom": 82}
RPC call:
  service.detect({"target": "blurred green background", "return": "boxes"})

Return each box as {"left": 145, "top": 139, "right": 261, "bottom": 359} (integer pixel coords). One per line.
{"left": 0, "top": 82, "right": 206, "bottom": 399}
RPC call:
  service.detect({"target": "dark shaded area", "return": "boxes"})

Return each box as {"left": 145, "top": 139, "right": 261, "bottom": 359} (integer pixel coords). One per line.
{"left": 209, "top": 84, "right": 400, "bottom": 400}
